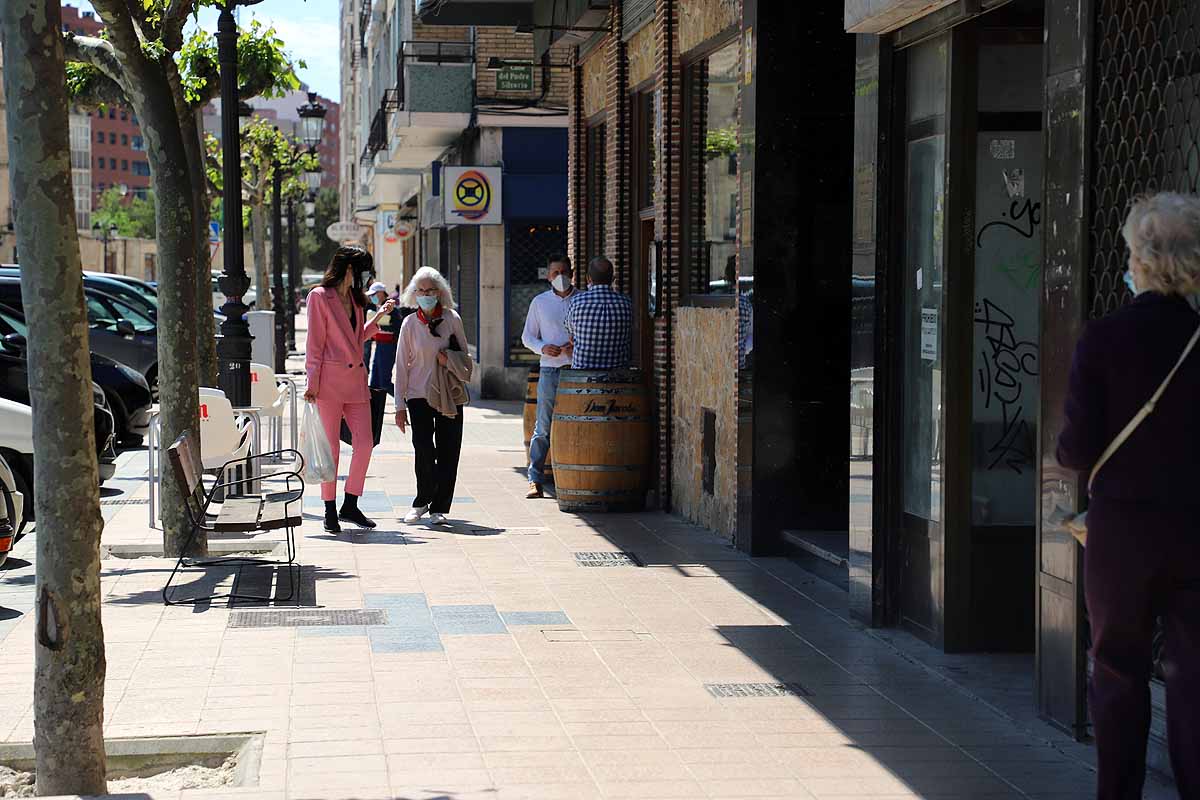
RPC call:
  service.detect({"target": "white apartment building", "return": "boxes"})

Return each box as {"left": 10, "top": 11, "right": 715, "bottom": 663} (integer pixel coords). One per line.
{"left": 338, "top": 0, "right": 572, "bottom": 399}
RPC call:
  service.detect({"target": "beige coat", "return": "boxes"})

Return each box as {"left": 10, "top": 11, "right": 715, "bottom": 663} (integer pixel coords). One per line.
{"left": 427, "top": 349, "right": 472, "bottom": 417}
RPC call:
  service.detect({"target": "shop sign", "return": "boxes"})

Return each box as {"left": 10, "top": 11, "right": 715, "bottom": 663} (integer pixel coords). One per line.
{"left": 497, "top": 65, "right": 533, "bottom": 92}
{"left": 444, "top": 166, "right": 503, "bottom": 225}
{"left": 326, "top": 220, "right": 364, "bottom": 243}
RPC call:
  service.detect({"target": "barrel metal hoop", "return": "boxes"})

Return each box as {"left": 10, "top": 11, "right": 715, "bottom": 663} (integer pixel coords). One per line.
{"left": 552, "top": 414, "right": 652, "bottom": 422}
{"left": 556, "top": 388, "right": 645, "bottom": 396}
{"left": 555, "top": 488, "right": 642, "bottom": 497}
{"left": 553, "top": 463, "right": 643, "bottom": 472}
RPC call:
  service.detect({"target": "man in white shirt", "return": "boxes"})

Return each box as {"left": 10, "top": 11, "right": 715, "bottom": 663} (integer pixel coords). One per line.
{"left": 521, "top": 254, "right": 575, "bottom": 498}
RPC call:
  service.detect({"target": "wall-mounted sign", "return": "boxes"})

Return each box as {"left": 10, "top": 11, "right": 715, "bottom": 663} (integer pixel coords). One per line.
{"left": 496, "top": 65, "right": 534, "bottom": 92}
{"left": 382, "top": 210, "right": 414, "bottom": 244}
{"left": 444, "top": 166, "right": 503, "bottom": 225}
{"left": 326, "top": 220, "right": 364, "bottom": 243}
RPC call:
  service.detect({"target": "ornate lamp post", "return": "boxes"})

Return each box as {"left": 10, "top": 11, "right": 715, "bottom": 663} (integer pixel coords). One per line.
{"left": 270, "top": 133, "right": 296, "bottom": 373}
{"left": 292, "top": 92, "right": 327, "bottom": 354}
{"left": 215, "top": 0, "right": 266, "bottom": 407}
{"left": 91, "top": 221, "right": 118, "bottom": 272}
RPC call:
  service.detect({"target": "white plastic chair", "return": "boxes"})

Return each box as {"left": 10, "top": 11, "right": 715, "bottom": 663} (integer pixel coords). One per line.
{"left": 198, "top": 393, "right": 251, "bottom": 470}
{"left": 250, "top": 363, "right": 295, "bottom": 454}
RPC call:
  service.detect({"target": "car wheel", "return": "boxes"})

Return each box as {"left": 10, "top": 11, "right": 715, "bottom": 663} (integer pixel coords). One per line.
{"left": 0, "top": 482, "right": 15, "bottom": 567}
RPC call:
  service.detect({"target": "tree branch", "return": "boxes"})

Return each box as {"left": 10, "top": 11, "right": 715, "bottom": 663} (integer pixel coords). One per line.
{"left": 68, "top": 69, "right": 129, "bottom": 111}
{"left": 62, "top": 34, "right": 129, "bottom": 92}
{"left": 88, "top": 0, "right": 146, "bottom": 61}
{"left": 162, "top": 0, "right": 193, "bottom": 53}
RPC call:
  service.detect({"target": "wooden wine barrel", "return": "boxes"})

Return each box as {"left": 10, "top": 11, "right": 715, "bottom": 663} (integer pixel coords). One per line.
{"left": 551, "top": 368, "right": 650, "bottom": 512}
{"left": 523, "top": 367, "right": 552, "bottom": 480}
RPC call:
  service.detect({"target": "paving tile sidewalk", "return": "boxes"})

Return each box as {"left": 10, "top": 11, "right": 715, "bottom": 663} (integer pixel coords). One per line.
{"left": 0, "top": 392, "right": 1174, "bottom": 799}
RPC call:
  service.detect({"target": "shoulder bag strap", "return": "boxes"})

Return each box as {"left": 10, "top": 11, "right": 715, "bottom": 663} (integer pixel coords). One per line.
{"left": 1087, "top": 320, "right": 1200, "bottom": 494}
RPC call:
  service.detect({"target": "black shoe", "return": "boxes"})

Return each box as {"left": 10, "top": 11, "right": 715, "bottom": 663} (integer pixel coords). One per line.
{"left": 323, "top": 500, "right": 341, "bottom": 533}
{"left": 338, "top": 494, "right": 377, "bottom": 529}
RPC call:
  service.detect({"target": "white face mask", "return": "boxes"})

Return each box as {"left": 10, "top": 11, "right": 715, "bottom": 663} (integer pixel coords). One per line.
{"left": 551, "top": 274, "right": 570, "bottom": 293}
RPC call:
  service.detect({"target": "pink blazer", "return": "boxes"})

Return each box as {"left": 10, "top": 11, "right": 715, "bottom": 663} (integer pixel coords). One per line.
{"left": 304, "top": 286, "right": 379, "bottom": 404}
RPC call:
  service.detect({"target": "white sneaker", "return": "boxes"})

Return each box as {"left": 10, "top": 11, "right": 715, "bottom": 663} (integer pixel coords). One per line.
{"left": 427, "top": 513, "right": 447, "bottom": 525}
{"left": 403, "top": 506, "right": 429, "bottom": 524}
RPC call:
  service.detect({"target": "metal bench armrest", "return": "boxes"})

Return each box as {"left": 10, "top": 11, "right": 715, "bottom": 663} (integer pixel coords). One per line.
{"left": 216, "top": 448, "right": 306, "bottom": 476}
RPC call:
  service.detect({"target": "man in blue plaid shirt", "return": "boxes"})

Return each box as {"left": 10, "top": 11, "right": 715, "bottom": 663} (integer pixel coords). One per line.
{"left": 564, "top": 257, "right": 632, "bottom": 370}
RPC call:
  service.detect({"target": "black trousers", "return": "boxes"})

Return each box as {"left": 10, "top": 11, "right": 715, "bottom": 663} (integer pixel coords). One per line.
{"left": 406, "top": 398, "right": 464, "bottom": 514}
{"left": 1085, "top": 498, "right": 1200, "bottom": 800}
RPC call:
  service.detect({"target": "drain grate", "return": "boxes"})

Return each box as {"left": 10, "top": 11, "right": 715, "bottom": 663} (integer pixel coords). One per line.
{"left": 100, "top": 498, "right": 150, "bottom": 506}
{"left": 705, "top": 682, "right": 813, "bottom": 698}
{"left": 574, "top": 551, "right": 642, "bottom": 567}
{"left": 228, "top": 609, "right": 386, "bottom": 628}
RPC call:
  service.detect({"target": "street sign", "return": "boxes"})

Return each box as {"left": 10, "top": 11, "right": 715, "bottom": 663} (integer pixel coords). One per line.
{"left": 209, "top": 220, "right": 220, "bottom": 243}
{"left": 444, "top": 167, "right": 503, "bottom": 225}
{"left": 326, "top": 221, "right": 364, "bottom": 243}
{"left": 496, "top": 65, "right": 533, "bottom": 92}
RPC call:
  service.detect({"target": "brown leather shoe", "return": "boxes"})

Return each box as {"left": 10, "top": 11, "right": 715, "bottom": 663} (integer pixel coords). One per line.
{"left": 526, "top": 482, "right": 543, "bottom": 499}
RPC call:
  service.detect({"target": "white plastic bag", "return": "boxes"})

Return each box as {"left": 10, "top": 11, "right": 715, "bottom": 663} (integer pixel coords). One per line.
{"left": 299, "top": 401, "right": 335, "bottom": 484}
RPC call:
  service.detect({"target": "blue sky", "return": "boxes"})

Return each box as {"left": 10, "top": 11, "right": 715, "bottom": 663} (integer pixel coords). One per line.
{"left": 66, "top": 1, "right": 342, "bottom": 101}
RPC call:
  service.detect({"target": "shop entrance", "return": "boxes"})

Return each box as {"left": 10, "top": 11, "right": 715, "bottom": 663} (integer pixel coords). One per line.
{"left": 888, "top": 0, "right": 1044, "bottom": 652}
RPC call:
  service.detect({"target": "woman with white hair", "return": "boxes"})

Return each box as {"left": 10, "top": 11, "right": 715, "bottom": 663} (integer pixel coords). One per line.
{"left": 1058, "top": 191, "right": 1200, "bottom": 798}
{"left": 394, "top": 266, "right": 469, "bottom": 525}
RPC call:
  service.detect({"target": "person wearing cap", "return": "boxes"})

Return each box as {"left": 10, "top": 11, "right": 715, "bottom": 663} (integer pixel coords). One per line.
{"left": 368, "top": 281, "right": 406, "bottom": 396}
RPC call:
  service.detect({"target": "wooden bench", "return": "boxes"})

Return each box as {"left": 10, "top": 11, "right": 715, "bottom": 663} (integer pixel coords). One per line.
{"left": 162, "top": 430, "right": 305, "bottom": 606}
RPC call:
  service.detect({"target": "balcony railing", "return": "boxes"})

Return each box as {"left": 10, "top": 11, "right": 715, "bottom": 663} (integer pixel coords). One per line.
{"left": 360, "top": 104, "right": 388, "bottom": 168}
{"left": 358, "top": 0, "right": 371, "bottom": 59}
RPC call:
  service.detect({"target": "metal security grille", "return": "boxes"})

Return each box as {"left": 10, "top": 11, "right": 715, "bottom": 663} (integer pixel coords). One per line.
{"left": 705, "top": 682, "right": 813, "bottom": 698}
{"left": 623, "top": 0, "right": 655, "bottom": 40}
{"left": 1091, "top": 0, "right": 1200, "bottom": 319}
{"left": 228, "top": 609, "right": 387, "bottom": 628}
{"left": 1089, "top": 0, "right": 1200, "bottom": 684}
{"left": 506, "top": 221, "right": 568, "bottom": 365}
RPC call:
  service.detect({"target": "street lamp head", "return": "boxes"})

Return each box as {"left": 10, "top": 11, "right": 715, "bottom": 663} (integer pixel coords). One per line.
{"left": 297, "top": 91, "right": 327, "bottom": 151}
{"left": 304, "top": 169, "right": 321, "bottom": 194}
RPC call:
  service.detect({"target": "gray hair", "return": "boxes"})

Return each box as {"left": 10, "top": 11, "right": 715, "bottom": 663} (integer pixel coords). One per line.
{"left": 1122, "top": 192, "right": 1200, "bottom": 296}
{"left": 400, "top": 266, "right": 456, "bottom": 310}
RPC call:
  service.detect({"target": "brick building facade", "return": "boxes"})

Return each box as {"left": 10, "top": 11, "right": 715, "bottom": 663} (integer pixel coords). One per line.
{"left": 62, "top": 5, "right": 152, "bottom": 208}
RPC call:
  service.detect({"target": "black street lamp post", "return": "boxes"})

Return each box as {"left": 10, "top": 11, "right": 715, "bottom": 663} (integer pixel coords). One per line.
{"left": 215, "top": 0, "right": 266, "bottom": 407}
{"left": 271, "top": 133, "right": 293, "bottom": 374}
{"left": 92, "top": 221, "right": 118, "bottom": 271}
{"left": 293, "top": 91, "right": 327, "bottom": 356}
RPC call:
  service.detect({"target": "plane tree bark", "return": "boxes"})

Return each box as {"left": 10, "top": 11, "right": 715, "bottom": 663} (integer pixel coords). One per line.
{"left": 0, "top": 0, "right": 107, "bottom": 792}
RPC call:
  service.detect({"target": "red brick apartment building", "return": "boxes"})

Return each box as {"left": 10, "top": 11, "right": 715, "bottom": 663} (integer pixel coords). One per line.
{"left": 62, "top": 4, "right": 152, "bottom": 204}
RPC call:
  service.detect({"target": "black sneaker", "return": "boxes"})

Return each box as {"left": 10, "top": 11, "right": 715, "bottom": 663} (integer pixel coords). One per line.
{"left": 338, "top": 504, "right": 377, "bottom": 529}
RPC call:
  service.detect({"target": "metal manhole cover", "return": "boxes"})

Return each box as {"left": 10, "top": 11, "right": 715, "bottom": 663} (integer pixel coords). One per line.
{"left": 100, "top": 498, "right": 150, "bottom": 506}
{"left": 704, "top": 682, "right": 812, "bottom": 698}
{"left": 574, "top": 551, "right": 642, "bottom": 567}
{"left": 228, "top": 609, "right": 387, "bottom": 628}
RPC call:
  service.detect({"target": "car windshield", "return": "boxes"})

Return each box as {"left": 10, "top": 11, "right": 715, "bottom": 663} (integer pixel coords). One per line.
{"left": 0, "top": 305, "right": 28, "bottom": 337}
{"left": 92, "top": 280, "right": 156, "bottom": 315}
{"left": 117, "top": 279, "right": 158, "bottom": 303}
{"left": 87, "top": 292, "right": 155, "bottom": 333}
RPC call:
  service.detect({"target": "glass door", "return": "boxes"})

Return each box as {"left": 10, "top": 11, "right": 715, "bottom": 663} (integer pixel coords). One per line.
{"left": 897, "top": 35, "right": 949, "bottom": 641}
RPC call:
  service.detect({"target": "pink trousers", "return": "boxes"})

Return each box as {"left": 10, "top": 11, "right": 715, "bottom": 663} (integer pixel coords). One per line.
{"left": 316, "top": 398, "right": 373, "bottom": 502}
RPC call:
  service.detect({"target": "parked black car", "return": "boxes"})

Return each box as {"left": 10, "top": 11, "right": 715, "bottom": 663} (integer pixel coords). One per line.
{"left": 0, "top": 267, "right": 158, "bottom": 322}
{"left": 0, "top": 302, "right": 152, "bottom": 445}
{"left": 0, "top": 277, "right": 158, "bottom": 397}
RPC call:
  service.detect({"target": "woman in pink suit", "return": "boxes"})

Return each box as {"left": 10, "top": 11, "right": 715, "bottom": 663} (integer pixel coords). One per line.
{"left": 303, "top": 247, "right": 395, "bottom": 532}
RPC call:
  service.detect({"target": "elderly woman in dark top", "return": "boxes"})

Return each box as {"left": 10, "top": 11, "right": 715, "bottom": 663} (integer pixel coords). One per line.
{"left": 1057, "top": 192, "right": 1200, "bottom": 800}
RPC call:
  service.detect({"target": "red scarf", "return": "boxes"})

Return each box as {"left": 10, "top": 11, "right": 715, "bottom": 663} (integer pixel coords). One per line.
{"left": 416, "top": 306, "right": 443, "bottom": 326}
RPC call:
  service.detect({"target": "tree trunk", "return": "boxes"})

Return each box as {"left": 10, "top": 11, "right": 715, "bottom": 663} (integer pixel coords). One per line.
{"left": 0, "top": 1, "right": 108, "bottom": 793}
{"left": 251, "top": 201, "right": 271, "bottom": 311}
{"left": 123, "top": 67, "right": 202, "bottom": 558}
{"left": 181, "top": 104, "right": 217, "bottom": 386}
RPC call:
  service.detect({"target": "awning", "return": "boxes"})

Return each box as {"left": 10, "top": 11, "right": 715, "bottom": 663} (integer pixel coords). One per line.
{"left": 417, "top": 0, "right": 610, "bottom": 60}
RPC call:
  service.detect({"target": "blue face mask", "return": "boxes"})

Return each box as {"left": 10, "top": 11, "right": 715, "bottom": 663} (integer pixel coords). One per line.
{"left": 1124, "top": 270, "right": 1141, "bottom": 296}
{"left": 416, "top": 295, "right": 439, "bottom": 312}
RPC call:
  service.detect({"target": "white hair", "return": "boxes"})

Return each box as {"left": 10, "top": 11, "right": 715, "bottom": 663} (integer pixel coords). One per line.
{"left": 400, "top": 266, "right": 456, "bottom": 310}
{"left": 1122, "top": 192, "right": 1200, "bottom": 296}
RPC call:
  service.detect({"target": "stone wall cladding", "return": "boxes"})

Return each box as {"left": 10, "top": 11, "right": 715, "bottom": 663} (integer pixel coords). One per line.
{"left": 678, "top": 0, "right": 738, "bottom": 55}
{"left": 672, "top": 307, "right": 737, "bottom": 536}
